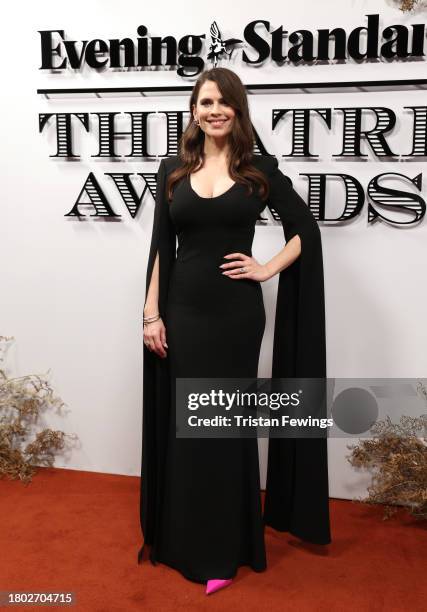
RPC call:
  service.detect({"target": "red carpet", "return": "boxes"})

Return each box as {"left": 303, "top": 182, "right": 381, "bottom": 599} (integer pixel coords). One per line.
{"left": 1, "top": 467, "right": 425, "bottom": 611}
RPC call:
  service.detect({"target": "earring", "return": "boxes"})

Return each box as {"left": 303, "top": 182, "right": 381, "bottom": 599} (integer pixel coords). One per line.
{"left": 194, "top": 118, "right": 200, "bottom": 126}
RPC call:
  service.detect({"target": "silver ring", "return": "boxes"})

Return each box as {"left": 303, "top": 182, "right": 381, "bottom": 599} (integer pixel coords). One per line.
{"left": 240, "top": 267, "right": 246, "bottom": 273}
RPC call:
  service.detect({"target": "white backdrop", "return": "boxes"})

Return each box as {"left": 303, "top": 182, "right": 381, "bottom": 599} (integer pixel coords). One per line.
{"left": 2, "top": 0, "right": 427, "bottom": 499}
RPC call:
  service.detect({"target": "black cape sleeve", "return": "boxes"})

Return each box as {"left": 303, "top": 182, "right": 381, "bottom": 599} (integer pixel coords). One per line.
{"left": 138, "top": 158, "right": 178, "bottom": 564}
{"left": 260, "top": 155, "right": 331, "bottom": 545}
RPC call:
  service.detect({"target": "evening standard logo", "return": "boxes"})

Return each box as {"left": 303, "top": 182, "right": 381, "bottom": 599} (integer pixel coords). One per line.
{"left": 38, "top": 14, "right": 427, "bottom": 77}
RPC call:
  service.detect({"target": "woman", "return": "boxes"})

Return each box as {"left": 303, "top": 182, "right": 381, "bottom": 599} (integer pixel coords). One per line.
{"left": 138, "top": 67, "right": 331, "bottom": 594}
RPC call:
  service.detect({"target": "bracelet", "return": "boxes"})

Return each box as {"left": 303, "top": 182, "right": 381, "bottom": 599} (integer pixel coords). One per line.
{"left": 143, "top": 313, "right": 160, "bottom": 324}
{"left": 143, "top": 311, "right": 159, "bottom": 320}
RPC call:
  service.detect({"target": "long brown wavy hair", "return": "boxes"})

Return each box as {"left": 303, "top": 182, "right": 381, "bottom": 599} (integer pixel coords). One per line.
{"left": 165, "top": 67, "right": 270, "bottom": 202}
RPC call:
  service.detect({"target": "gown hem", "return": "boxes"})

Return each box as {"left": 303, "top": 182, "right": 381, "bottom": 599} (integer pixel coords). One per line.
{"left": 138, "top": 542, "right": 267, "bottom": 583}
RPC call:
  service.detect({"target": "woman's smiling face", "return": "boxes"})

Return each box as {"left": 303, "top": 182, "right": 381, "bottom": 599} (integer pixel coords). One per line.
{"left": 192, "top": 80, "right": 236, "bottom": 138}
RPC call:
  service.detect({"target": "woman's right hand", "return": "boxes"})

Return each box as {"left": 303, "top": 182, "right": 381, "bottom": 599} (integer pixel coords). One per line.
{"left": 143, "top": 317, "right": 168, "bottom": 358}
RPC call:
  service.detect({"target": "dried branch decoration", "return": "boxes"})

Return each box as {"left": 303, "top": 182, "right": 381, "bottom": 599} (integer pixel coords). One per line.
{"left": 0, "top": 335, "right": 76, "bottom": 484}
{"left": 347, "top": 382, "right": 427, "bottom": 520}
{"left": 396, "top": 0, "right": 427, "bottom": 11}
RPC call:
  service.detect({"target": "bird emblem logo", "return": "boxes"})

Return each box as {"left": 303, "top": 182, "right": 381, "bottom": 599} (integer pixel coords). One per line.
{"left": 206, "top": 21, "right": 243, "bottom": 67}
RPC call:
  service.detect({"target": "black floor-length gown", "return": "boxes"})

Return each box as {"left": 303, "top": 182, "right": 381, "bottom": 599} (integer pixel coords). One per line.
{"left": 138, "top": 154, "right": 331, "bottom": 583}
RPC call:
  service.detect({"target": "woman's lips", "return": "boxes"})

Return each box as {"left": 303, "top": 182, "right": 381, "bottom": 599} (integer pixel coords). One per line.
{"left": 208, "top": 119, "right": 228, "bottom": 127}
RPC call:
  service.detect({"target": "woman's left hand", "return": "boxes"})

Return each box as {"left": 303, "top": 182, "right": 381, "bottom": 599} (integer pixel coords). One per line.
{"left": 220, "top": 252, "right": 271, "bottom": 282}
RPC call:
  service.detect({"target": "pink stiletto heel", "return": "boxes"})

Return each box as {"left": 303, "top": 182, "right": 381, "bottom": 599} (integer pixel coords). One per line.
{"left": 205, "top": 579, "right": 233, "bottom": 595}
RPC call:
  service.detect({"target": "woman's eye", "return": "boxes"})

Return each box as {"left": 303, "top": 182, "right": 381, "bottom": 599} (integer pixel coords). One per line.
{"left": 200, "top": 100, "right": 230, "bottom": 106}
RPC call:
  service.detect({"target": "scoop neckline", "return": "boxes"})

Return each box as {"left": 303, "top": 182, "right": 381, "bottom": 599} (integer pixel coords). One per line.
{"left": 188, "top": 174, "right": 238, "bottom": 200}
